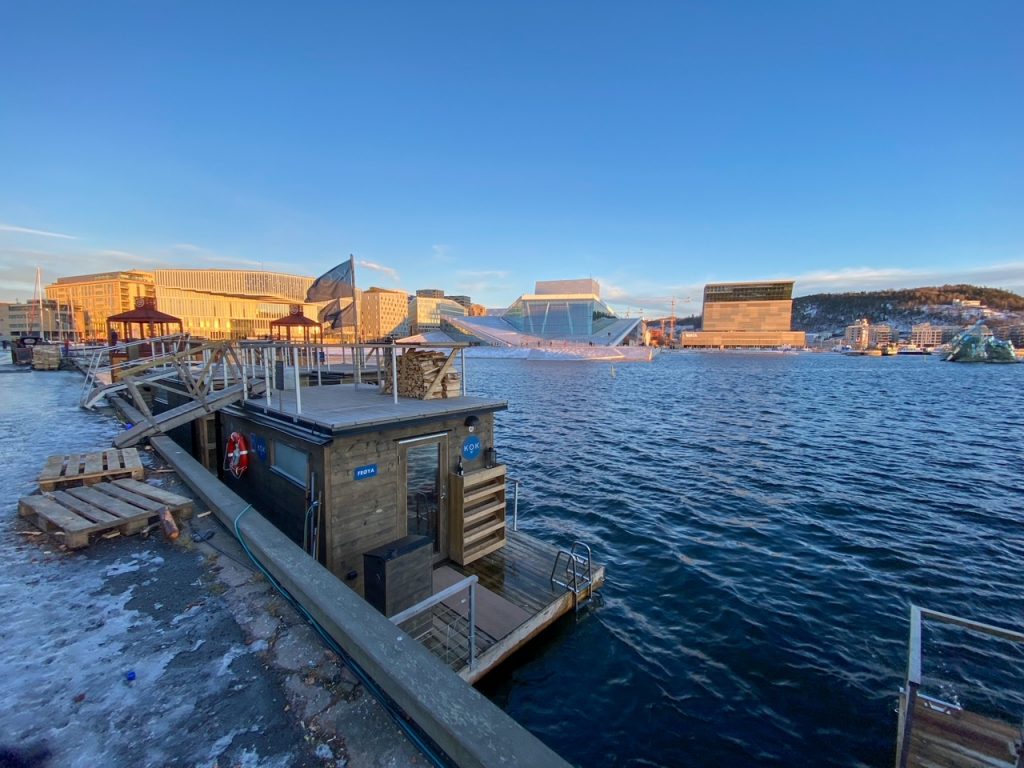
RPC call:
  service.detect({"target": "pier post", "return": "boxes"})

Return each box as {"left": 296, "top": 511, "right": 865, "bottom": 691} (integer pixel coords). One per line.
{"left": 293, "top": 346, "right": 302, "bottom": 415}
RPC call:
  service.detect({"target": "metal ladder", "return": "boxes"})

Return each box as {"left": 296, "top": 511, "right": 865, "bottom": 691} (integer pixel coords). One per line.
{"left": 550, "top": 541, "right": 594, "bottom": 614}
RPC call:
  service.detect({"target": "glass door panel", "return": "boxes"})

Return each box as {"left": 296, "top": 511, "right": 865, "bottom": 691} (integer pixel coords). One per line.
{"left": 401, "top": 436, "right": 447, "bottom": 561}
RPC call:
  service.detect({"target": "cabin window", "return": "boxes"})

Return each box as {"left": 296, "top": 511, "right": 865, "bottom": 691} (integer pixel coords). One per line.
{"left": 272, "top": 441, "right": 308, "bottom": 487}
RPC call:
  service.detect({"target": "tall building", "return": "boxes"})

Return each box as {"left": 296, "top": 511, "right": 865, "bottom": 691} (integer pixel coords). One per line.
{"left": 504, "top": 279, "right": 617, "bottom": 338}
{"left": 445, "top": 294, "right": 472, "bottom": 309}
{"left": 409, "top": 296, "right": 467, "bottom": 334}
{"left": 153, "top": 269, "right": 322, "bottom": 340}
{"left": 415, "top": 288, "right": 445, "bottom": 299}
{"left": 679, "top": 281, "right": 805, "bottom": 349}
{"left": 46, "top": 270, "right": 154, "bottom": 341}
{"left": 360, "top": 287, "right": 410, "bottom": 341}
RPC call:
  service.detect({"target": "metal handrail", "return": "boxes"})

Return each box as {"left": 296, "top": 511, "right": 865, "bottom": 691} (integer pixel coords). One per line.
{"left": 390, "top": 575, "right": 478, "bottom": 670}
{"left": 896, "top": 605, "right": 1024, "bottom": 768}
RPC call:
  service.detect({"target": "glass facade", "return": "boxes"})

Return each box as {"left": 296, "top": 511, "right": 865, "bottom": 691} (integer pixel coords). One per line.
{"left": 704, "top": 282, "right": 794, "bottom": 303}
{"left": 504, "top": 296, "right": 617, "bottom": 338}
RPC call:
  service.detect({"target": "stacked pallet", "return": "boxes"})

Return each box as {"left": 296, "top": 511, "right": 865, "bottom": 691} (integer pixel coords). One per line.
{"left": 32, "top": 345, "right": 62, "bottom": 370}
{"left": 383, "top": 350, "right": 461, "bottom": 400}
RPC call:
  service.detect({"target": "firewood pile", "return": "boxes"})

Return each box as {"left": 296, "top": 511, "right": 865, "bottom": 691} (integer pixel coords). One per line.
{"left": 383, "top": 350, "right": 461, "bottom": 400}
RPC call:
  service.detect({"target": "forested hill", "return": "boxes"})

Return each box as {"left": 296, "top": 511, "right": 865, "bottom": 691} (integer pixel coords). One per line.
{"left": 792, "top": 284, "right": 1024, "bottom": 331}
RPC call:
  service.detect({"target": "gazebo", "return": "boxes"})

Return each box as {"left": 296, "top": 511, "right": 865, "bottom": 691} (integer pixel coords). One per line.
{"left": 107, "top": 297, "right": 183, "bottom": 343}
{"left": 270, "top": 305, "right": 322, "bottom": 343}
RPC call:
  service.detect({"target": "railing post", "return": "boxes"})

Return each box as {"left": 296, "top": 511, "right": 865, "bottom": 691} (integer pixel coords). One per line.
{"left": 391, "top": 344, "right": 399, "bottom": 405}
{"left": 461, "top": 348, "right": 467, "bottom": 395}
{"left": 469, "top": 580, "right": 477, "bottom": 670}
{"left": 264, "top": 346, "right": 271, "bottom": 409}
{"left": 293, "top": 345, "right": 302, "bottom": 415}
{"left": 512, "top": 479, "right": 520, "bottom": 531}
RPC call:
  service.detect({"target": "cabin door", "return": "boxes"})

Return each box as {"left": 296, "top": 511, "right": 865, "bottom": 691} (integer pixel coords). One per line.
{"left": 398, "top": 434, "right": 449, "bottom": 563}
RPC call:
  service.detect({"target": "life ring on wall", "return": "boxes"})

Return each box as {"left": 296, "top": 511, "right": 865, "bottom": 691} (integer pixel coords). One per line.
{"left": 225, "top": 432, "right": 250, "bottom": 479}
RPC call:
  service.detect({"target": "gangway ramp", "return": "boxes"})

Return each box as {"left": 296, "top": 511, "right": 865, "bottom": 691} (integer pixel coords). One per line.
{"left": 113, "top": 380, "right": 264, "bottom": 448}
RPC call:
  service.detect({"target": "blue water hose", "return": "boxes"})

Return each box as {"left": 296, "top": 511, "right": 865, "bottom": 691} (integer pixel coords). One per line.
{"left": 231, "top": 505, "right": 450, "bottom": 767}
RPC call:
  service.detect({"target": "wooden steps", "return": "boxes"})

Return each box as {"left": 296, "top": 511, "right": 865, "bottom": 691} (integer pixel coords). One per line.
{"left": 449, "top": 465, "right": 507, "bottom": 566}
{"left": 38, "top": 448, "right": 144, "bottom": 491}
{"left": 19, "top": 478, "right": 194, "bottom": 549}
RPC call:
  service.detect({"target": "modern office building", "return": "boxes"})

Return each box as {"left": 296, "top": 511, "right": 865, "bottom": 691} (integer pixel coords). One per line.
{"left": 445, "top": 294, "right": 472, "bottom": 309}
{"left": 679, "top": 280, "right": 805, "bottom": 349}
{"left": 0, "top": 300, "right": 79, "bottom": 341}
{"left": 415, "top": 288, "right": 445, "bottom": 299}
{"left": 360, "top": 287, "right": 411, "bottom": 341}
{"left": 153, "top": 269, "right": 322, "bottom": 340}
{"left": 45, "top": 270, "right": 155, "bottom": 341}
{"left": 409, "top": 295, "right": 467, "bottom": 334}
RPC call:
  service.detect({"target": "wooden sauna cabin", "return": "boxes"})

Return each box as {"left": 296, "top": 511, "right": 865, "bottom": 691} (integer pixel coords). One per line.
{"left": 149, "top": 343, "right": 605, "bottom": 681}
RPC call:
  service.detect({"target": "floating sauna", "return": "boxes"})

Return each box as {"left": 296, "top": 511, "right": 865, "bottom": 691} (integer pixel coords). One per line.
{"left": 146, "top": 342, "right": 603, "bottom": 680}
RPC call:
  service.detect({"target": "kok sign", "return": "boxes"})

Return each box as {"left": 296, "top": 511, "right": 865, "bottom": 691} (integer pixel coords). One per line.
{"left": 462, "top": 436, "right": 482, "bottom": 461}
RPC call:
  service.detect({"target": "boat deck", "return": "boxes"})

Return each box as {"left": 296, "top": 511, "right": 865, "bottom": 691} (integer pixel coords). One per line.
{"left": 899, "top": 693, "right": 1021, "bottom": 768}
{"left": 427, "top": 530, "right": 605, "bottom": 683}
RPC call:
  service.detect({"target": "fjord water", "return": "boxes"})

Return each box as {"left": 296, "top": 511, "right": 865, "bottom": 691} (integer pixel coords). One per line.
{"left": 470, "top": 353, "right": 1024, "bottom": 767}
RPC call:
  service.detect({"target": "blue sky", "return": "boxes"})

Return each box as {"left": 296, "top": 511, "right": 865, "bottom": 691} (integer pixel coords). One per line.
{"left": 1, "top": 1, "right": 1021, "bottom": 315}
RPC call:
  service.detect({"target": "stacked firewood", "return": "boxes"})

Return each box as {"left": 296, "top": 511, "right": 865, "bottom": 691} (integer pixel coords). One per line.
{"left": 383, "top": 350, "right": 461, "bottom": 400}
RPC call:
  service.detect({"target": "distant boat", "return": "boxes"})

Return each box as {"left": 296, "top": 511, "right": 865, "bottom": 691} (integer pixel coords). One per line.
{"left": 896, "top": 344, "right": 931, "bottom": 355}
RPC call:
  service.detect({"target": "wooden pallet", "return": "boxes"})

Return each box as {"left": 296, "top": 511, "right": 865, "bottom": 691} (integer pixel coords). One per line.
{"left": 19, "top": 478, "right": 194, "bottom": 549}
{"left": 38, "top": 448, "right": 144, "bottom": 491}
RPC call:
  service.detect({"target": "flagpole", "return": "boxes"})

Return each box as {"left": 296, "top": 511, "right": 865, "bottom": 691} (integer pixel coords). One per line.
{"left": 351, "top": 255, "right": 362, "bottom": 386}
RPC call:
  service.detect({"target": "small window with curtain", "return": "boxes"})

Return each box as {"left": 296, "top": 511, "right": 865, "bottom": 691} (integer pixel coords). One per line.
{"left": 272, "top": 441, "right": 308, "bottom": 487}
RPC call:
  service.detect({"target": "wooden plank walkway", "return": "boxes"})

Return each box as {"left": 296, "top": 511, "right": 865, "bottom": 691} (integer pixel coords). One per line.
{"left": 38, "top": 448, "right": 144, "bottom": 491}
{"left": 19, "top": 478, "right": 194, "bottom": 549}
{"left": 442, "top": 530, "right": 606, "bottom": 682}
{"left": 900, "top": 693, "right": 1021, "bottom": 768}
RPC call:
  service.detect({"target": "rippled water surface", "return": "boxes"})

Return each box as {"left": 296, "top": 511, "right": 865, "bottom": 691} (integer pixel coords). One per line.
{"left": 468, "top": 352, "right": 1024, "bottom": 767}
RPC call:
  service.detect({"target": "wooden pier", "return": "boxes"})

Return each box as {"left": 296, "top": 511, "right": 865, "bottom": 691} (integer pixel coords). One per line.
{"left": 38, "top": 447, "right": 144, "bottom": 491}
{"left": 19, "top": 478, "right": 194, "bottom": 549}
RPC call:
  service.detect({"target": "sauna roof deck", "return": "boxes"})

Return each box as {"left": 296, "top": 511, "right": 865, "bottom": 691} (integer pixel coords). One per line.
{"left": 245, "top": 383, "right": 507, "bottom": 434}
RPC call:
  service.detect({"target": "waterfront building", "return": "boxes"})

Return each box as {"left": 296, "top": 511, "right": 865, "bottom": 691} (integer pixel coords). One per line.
{"left": 153, "top": 269, "right": 322, "bottom": 340}
{"left": 503, "top": 279, "right": 618, "bottom": 338}
{"left": 1, "top": 299, "right": 79, "bottom": 342}
{"left": 360, "top": 287, "right": 411, "bottom": 341}
{"left": 45, "top": 270, "right": 154, "bottom": 341}
{"left": 911, "top": 323, "right": 959, "bottom": 348}
{"left": 445, "top": 294, "right": 472, "bottom": 309}
{"left": 679, "top": 281, "right": 806, "bottom": 349}
{"left": 444, "top": 278, "right": 643, "bottom": 347}
{"left": 844, "top": 319, "right": 871, "bottom": 350}
{"left": 409, "top": 295, "right": 467, "bottom": 334}
{"left": 415, "top": 288, "right": 445, "bottom": 299}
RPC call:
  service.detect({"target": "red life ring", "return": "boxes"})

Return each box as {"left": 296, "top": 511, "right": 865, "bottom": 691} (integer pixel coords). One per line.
{"left": 225, "top": 432, "right": 249, "bottom": 479}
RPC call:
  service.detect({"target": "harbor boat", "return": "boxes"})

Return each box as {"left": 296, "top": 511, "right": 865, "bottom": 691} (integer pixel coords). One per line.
{"left": 896, "top": 344, "right": 931, "bottom": 355}
{"left": 79, "top": 338, "right": 604, "bottom": 682}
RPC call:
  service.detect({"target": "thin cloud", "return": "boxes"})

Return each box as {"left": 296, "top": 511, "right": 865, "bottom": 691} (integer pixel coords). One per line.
{"left": 432, "top": 244, "right": 455, "bottom": 263}
{"left": 0, "top": 223, "right": 77, "bottom": 240}
{"left": 358, "top": 259, "right": 400, "bottom": 282}
{"left": 457, "top": 270, "right": 509, "bottom": 279}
